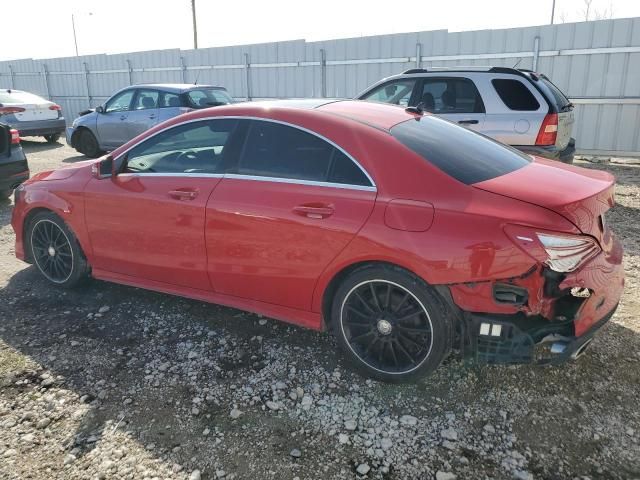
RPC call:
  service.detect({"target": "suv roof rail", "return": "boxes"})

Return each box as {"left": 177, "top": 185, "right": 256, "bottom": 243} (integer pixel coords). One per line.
{"left": 402, "top": 68, "right": 429, "bottom": 74}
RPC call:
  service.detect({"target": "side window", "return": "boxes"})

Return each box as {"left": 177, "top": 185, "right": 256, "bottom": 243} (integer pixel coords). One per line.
{"left": 361, "top": 80, "right": 416, "bottom": 107}
{"left": 419, "top": 78, "right": 484, "bottom": 114}
{"left": 328, "top": 150, "right": 371, "bottom": 186}
{"left": 159, "top": 92, "right": 182, "bottom": 108}
{"left": 105, "top": 90, "right": 135, "bottom": 113}
{"left": 236, "top": 120, "right": 372, "bottom": 186}
{"left": 492, "top": 79, "right": 540, "bottom": 111}
{"left": 124, "top": 119, "right": 238, "bottom": 174}
{"left": 133, "top": 90, "right": 159, "bottom": 110}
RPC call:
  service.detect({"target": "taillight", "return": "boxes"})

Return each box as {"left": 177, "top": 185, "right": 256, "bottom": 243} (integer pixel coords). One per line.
{"left": 535, "top": 113, "right": 558, "bottom": 146}
{"left": 0, "top": 106, "right": 26, "bottom": 115}
{"left": 49, "top": 104, "right": 62, "bottom": 111}
{"left": 505, "top": 225, "right": 600, "bottom": 273}
{"left": 10, "top": 128, "right": 20, "bottom": 145}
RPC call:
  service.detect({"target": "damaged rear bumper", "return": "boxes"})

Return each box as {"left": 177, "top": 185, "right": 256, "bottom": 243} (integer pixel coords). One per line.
{"left": 442, "top": 245, "right": 625, "bottom": 365}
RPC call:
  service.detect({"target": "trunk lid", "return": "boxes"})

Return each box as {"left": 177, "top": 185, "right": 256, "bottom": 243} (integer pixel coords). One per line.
{"left": 12, "top": 102, "right": 59, "bottom": 122}
{"left": 473, "top": 158, "right": 615, "bottom": 241}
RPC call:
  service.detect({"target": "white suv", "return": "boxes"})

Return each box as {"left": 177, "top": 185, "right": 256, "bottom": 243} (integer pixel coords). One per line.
{"left": 357, "top": 67, "right": 576, "bottom": 163}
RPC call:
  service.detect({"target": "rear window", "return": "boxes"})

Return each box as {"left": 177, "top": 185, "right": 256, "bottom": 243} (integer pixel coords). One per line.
{"left": 539, "top": 77, "right": 572, "bottom": 111}
{"left": 0, "top": 90, "right": 47, "bottom": 104}
{"left": 492, "top": 79, "right": 540, "bottom": 111}
{"left": 390, "top": 115, "right": 531, "bottom": 184}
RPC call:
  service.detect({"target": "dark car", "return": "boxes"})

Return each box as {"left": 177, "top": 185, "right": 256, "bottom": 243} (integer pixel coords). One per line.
{"left": 0, "top": 123, "right": 29, "bottom": 199}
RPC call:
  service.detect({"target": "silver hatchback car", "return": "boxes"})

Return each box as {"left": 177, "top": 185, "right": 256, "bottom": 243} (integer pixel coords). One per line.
{"left": 357, "top": 67, "right": 575, "bottom": 163}
{"left": 66, "top": 84, "right": 233, "bottom": 157}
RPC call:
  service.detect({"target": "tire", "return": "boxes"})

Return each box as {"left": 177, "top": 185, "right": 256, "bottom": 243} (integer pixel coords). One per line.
{"left": 27, "top": 211, "right": 89, "bottom": 288}
{"left": 330, "top": 264, "right": 452, "bottom": 382}
{"left": 77, "top": 129, "right": 101, "bottom": 158}
{"left": 44, "top": 133, "right": 61, "bottom": 144}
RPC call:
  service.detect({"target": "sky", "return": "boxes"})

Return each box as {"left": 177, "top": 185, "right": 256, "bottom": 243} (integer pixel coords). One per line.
{"left": 2, "top": 0, "right": 639, "bottom": 61}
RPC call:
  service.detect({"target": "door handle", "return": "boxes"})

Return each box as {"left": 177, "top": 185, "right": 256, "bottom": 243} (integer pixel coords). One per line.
{"left": 168, "top": 189, "right": 199, "bottom": 200}
{"left": 120, "top": 115, "right": 127, "bottom": 121}
{"left": 293, "top": 204, "right": 334, "bottom": 219}
{"left": 458, "top": 119, "right": 479, "bottom": 125}
{"left": 149, "top": 114, "right": 156, "bottom": 119}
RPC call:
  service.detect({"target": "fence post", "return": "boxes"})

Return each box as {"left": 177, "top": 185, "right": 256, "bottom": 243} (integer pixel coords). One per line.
{"left": 320, "top": 49, "right": 327, "bottom": 98}
{"left": 532, "top": 36, "right": 540, "bottom": 71}
{"left": 180, "top": 56, "right": 187, "bottom": 83}
{"left": 126, "top": 59, "right": 134, "bottom": 85}
{"left": 42, "top": 64, "right": 51, "bottom": 100}
{"left": 415, "top": 43, "right": 422, "bottom": 69}
{"left": 8, "top": 65, "right": 15, "bottom": 89}
{"left": 83, "top": 62, "right": 92, "bottom": 108}
{"left": 244, "top": 53, "right": 251, "bottom": 101}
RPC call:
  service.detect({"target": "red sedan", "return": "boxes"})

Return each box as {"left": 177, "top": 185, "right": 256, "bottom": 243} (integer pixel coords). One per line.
{"left": 11, "top": 100, "right": 624, "bottom": 382}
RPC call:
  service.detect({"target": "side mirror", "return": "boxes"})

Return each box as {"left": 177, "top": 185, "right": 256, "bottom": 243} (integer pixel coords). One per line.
{"left": 95, "top": 105, "right": 104, "bottom": 114}
{"left": 91, "top": 155, "right": 113, "bottom": 179}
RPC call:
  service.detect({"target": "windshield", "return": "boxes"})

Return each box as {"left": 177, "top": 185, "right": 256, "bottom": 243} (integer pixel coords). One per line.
{"left": 186, "top": 88, "right": 233, "bottom": 108}
{"left": 390, "top": 115, "right": 531, "bottom": 184}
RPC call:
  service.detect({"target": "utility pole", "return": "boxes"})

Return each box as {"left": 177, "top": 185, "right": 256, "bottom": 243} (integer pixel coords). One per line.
{"left": 191, "top": 0, "right": 198, "bottom": 49}
{"left": 550, "top": 0, "right": 556, "bottom": 24}
{"left": 72, "top": 14, "right": 79, "bottom": 56}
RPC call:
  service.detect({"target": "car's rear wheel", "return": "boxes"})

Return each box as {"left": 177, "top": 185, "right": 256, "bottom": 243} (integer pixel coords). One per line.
{"left": 331, "top": 265, "right": 451, "bottom": 382}
{"left": 27, "top": 211, "right": 89, "bottom": 288}
{"left": 44, "top": 134, "right": 61, "bottom": 144}
{"left": 77, "top": 129, "right": 101, "bottom": 158}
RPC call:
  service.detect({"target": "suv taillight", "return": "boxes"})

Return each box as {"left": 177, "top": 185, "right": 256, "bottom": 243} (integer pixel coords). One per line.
{"left": 10, "top": 128, "right": 20, "bottom": 145}
{"left": 535, "top": 113, "right": 558, "bottom": 146}
{"left": 49, "top": 104, "right": 62, "bottom": 111}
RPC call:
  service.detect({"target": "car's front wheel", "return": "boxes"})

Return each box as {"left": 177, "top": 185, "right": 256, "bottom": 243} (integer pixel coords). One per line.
{"left": 27, "top": 211, "right": 89, "bottom": 288}
{"left": 77, "top": 129, "right": 101, "bottom": 158}
{"left": 331, "top": 265, "right": 452, "bottom": 382}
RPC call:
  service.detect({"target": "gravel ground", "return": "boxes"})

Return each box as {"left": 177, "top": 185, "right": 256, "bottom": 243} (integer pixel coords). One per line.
{"left": 0, "top": 139, "right": 639, "bottom": 480}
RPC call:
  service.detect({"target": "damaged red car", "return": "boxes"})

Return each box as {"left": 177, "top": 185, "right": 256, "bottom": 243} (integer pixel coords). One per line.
{"left": 11, "top": 100, "right": 624, "bottom": 382}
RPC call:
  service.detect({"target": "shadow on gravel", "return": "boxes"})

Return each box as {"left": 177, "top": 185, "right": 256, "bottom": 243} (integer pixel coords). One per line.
{"left": 20, "top": 138, "right": 65, "bottom": 153}
{"left": 1, "top": 261, "right": 640, "bottom": 478}
{"left": 0, "top": 264, "right": 349, "bottom": 476}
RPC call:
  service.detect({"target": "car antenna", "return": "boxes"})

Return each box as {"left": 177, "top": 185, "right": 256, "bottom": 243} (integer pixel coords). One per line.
{"left": 405, "top": 102, "right": 426, "bottom": 115}
{"left": 194, "top": 70, "right": 200, "bottom": 86}
{"left": 513, "top": 58, "right": 522, "bottom": 69}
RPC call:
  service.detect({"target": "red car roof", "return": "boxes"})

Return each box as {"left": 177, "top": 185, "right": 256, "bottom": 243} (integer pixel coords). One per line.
{"left": 316, "top": 100, "right": 419, "bottom": 131}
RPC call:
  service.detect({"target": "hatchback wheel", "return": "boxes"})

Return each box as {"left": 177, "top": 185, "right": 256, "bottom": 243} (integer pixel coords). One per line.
{"left": 44, "top": 133, "right": 61, "bottom": 143}
{"left": 332, "top": 265, "right": 451, "bottom": 382}
{"left": 78, "top": 130, "right": 101, "bottom": 158}
{"left": 27, "top": 211, "right": 89, "bottom": 288}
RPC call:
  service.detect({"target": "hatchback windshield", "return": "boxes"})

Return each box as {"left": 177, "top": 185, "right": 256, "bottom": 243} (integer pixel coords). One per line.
{"left": 186, "top": 88, "right": 233, "bottom": 108}
{"left": 390, "top": 115, "right": 531, "bottom": 184}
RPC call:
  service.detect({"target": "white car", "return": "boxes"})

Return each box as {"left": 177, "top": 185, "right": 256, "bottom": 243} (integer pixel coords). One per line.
{"left": 0, "top": 89, "right": 66, "bottom": 143}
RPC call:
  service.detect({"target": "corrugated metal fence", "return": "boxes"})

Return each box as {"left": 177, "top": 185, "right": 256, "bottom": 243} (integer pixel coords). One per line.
{"left": 1, "top": 17, "right": 640, "bottom": 155}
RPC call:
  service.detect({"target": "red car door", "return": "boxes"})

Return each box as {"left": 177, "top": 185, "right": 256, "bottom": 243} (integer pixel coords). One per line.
{"left": 206, "top": 119, "right": 376, "bottom": 311}
{"left": 84, "top": 118, "right": 240, "bottom": 291}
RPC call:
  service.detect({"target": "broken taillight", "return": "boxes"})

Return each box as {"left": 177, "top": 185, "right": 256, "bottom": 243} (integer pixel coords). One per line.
{"left": 505, "top": 225, "right": 600, "bottom": 273}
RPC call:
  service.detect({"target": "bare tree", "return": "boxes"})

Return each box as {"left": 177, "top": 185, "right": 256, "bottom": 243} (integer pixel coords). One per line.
{"left": 582, "top": 0, "right": 594, "bottom": 20}
{"left": 593, "top": 1, "right": 615, "bottom": 20}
